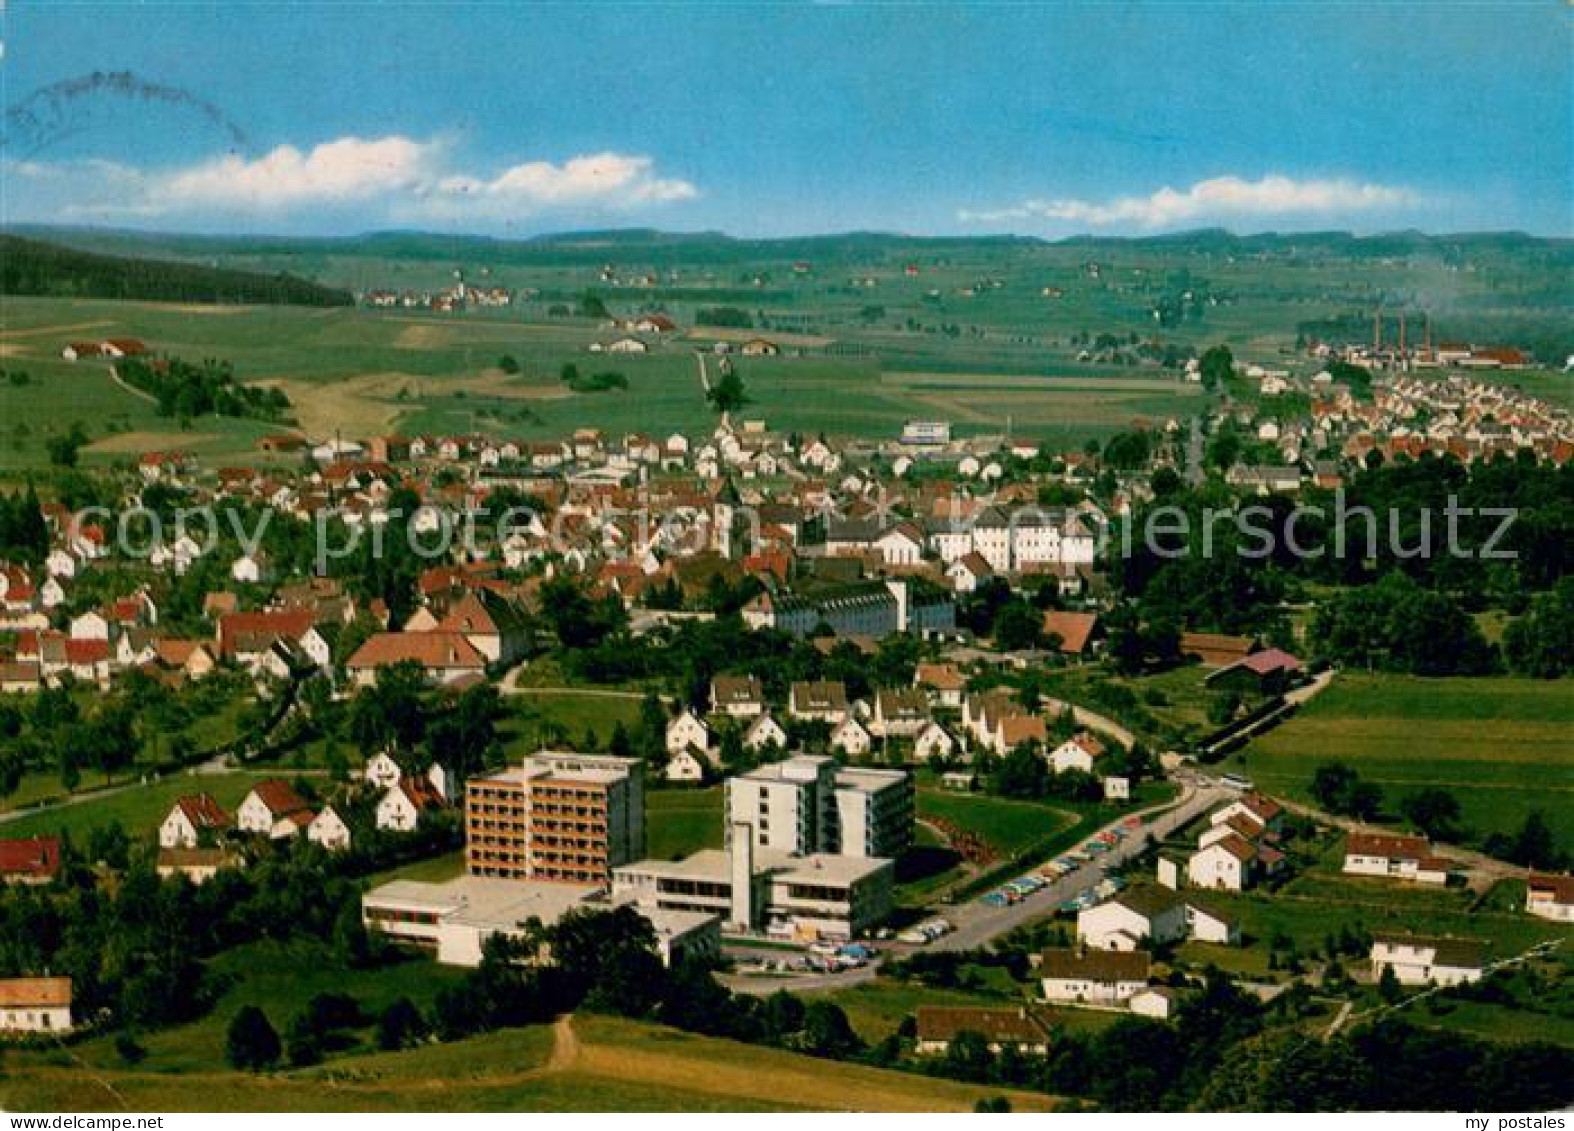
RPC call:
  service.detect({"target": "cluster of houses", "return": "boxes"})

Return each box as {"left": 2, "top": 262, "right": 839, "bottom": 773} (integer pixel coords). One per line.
{"left": 1214, "top": 362, "right": 1572, "bottom": 484}
{"left": 1158, "top": 791, "right": 1286, "bottom": 893}
{"left": 152, "top": 761, "right": 455, "bottom": 882}
{"left": 360, "top": 281, "right": 515, "bottom": 311}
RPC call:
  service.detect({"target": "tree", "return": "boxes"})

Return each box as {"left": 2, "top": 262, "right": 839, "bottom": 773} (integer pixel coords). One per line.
{"left": 1399, "top": 787, "right": 1463, "bottom": 841}
{"left": 992, "top": 600, "right": 1043, "bottom": 650}
{"left": 1487, "top": 810, "right": 1564, "bottom": 870}
{"left": 225, "top": 1005, "right": 281, "bottom": 1072}
{"left": 708, "top": 369, "right": 748, "bottom": 414}
{"left": 497, "top": 354, "right": 520, "bottom": 375}
{"left": 1378, "top": 964, "right": 1402, "bottom": 1004}
{"left": 798, "top": 1000, "right": 862, "bottom": 1059}
{"left": 376, "top": 997, "right": 428, "bottom": 1051}
{"left": 1199, "top": 344, "right": 1234, "bottom": 390}
{"left": 1310, "top": 761, "right": 1381, "bottom": 819}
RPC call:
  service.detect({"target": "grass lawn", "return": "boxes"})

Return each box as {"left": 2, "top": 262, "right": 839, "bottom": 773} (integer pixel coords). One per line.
{"left": 504, "top": 689, "right": 647, "bottom": 750}
{"left": 0, "top": 770, "right": 272, "bottom": 841}
{"left": 44, "top": 938, "right": 473, "bottom": 1079}
{"left": 645, "top": 786, "right": 723, "bottom": 860}
{"left": 917, "top": 788, "right": 1079, "bottom": 859}
{"left": 364, "top": 849, "right": 467, "bottom": 886}
{"left": 1173, "top": 862, "right": 1571, "bottom": 983}
{"left": 1237, "top": 673, "right": 1574, "bottom": 847}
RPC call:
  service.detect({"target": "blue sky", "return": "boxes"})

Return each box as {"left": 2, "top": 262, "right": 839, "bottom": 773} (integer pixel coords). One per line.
{"left": 2, "top": 2, "right": 1569, "bottom": 237}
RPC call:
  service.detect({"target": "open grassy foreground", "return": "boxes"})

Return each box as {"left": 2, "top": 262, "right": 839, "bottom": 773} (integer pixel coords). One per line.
{"left": 5, "top": 1013, "right": 1062, "bottom": 1112}
{"left": 1239, "top": 673, "right": 1574, "bottom": 846}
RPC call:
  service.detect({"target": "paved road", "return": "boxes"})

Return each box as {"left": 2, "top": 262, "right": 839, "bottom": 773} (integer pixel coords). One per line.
{"left": 932, "top": 783, "right": 1227, "bottom": 952}
{"left": 724, "top": 782, "right": 1228, "bottom": 994}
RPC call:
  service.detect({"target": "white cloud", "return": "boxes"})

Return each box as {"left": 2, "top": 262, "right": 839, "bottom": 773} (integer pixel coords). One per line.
{"left": 163, "top": 136, "right": 438, "bottom": 210}
{"left": 426, "top": 152, "right": 697, "bottom": 217}
{"left": 7, "top": 136, "right": 697, "bottom": 224}
{"left": 960, "top": 175, "right": 1420, "bottom": 229}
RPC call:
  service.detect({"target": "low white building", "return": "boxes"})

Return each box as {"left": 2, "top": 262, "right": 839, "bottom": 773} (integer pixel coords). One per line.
{"left": 1038, "top": 948, "right": 1149, "bottom": 1006}
{"left": 158, "top": 793, "right": 231, "bottom": 849}
{"left": 1526, "top": 873, "right": 1574, "bottom": 922}
{"left": 236, "top": 780, "right": 313, "bottom": 839}
{"left": 362, "top": 876, "right": 719, "bottom": 968}
{"left": 0, "top": 976, "right": 73, "bottom": 1035}
{"left": 1370, "top": 933, "right": 1486, "bottom": 986}
{"left": 664, "top": 747, "right": 712, "bottom": 783}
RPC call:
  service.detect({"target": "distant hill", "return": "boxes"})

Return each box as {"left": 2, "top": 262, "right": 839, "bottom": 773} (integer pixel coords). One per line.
{"left": 0, "top": 234, "right": 354, "bottom": 307}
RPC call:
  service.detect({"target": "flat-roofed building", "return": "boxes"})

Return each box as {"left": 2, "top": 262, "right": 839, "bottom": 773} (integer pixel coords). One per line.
{"left": 612, "top": 843, "right": 895, "bottom": 942}
{"left": 361, "top": 875, "right": 717, "bottom": 968}
{"left": 724, "top": 756, "right": 914, "bottom": 859}
{"left": 725, "top": 755, "right": 840, "bottom": 856}
{"left": 466, "top": 752, "right": 644, "bottom": 884}
{"left": 833, "top": 767, "right": 915, "bottom": 859}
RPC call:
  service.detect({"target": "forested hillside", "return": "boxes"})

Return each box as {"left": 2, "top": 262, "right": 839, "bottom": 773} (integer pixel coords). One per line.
{"left": 0, "top": 235, "right": 353, "bottom": 306}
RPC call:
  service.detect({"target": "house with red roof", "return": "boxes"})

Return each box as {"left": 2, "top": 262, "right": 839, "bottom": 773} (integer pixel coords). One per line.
{"left": 345, "top": 631, "right": 487, "bottom": 688}
{"left": 0, "top": 836, "right": 61, "bottom": 885}
{"left": 159, "top": 793, "right": 232, "bottom": 849}
{"left": 236, "top": 780, "right": 315, "bottom": 840}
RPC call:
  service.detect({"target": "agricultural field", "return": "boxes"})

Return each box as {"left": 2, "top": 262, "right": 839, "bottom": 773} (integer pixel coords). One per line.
{"left": 1236, "top": 673, "right": 1574, "bottom": 846}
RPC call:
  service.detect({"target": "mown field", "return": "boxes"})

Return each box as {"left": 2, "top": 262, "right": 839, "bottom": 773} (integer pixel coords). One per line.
{"left": 1237, "top": 673, "right": 1574, "bottom": 846}
{"left": 5, "top": 1008, "right": 1061, "bottom": 1112}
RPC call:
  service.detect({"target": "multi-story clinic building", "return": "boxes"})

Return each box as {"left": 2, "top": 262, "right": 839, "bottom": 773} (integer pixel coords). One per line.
{"left": 466, "top": 752, "right": 644, "bottom": 883}
{"left": 724, "top": 755, "right": 913, "bottom": 860}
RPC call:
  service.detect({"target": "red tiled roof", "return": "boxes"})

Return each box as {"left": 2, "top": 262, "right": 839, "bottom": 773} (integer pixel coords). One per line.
{"left": 248, "top": 779, "right": 311, "bottom": 819}
{"left": 0, "top": 976, "right": 71, "bottom": 1008}
{"left": 0, "top": 836, "right": 61, "bottom": 880}
{"left": 1041, "top": 611, "right": 1100, "bottom": 655}
{"left": 1346, "top": 832, "right": 1430, "bottom": 860}
{"left": 346, "top": 631, "right": 486, "bottom": 671}
{"left": 174, "top": 792, "right": 231, "bottom": 831}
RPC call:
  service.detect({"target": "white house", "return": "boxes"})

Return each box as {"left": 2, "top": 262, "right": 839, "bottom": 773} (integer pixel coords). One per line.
{"left": 376, "top": 778, "right": 444, "bottom": 832}
{"left": 236, "top": 780, "right": 314, "bottom": 839}
{"left": 666, "top": 710, "right": 712, "bottom": 757}
{"left": 1343, "top": 832, "right": 1451, "bottom": 885}
{"left": 711, "top": 674, "right": 765, "bottom": 718}
{"left": 1129, "top": 986, "right": 1185, "bottom": 1019}
{"left": 307, "top": 805, "right": 353, "bottom": 852}
{"left": 158, "top": 793, "right": 231, "bottom": 850}
{"left": 664, "top": 747, "right": 712, "bottom": 783}
{"left": 1038, "top": 948, "right": 1149, "bottom": 1007}
{"left": 1370, "top": 933, "right": 1486, "bottom": 986}
{"left": 1077, "top": 887, "right": 1187, "bottom": 951}
{"left": 1184, "top": 900, "right": 1241, "bottom": 946}
{"left": 913, "top": 721, "right": 957, "bottom": 762}
{"left": 1047, "top": 731, "right": 1106, "bottom": 775}
{"left": 0, "top": 977, "right": 73, "bottom": 1035}
{"left": 742, "top": 712, "right": 787, "bottom": 754}
{"left": 1187, "top": 834, "right": 1257, "bottom": 891}
{"left": 830, "top": 716, "right": 873, "bottom": 758}
{"left": 1526, "top": 873, "right": 1574, "bottom": 922}
{"left": 363, "top": 751, "right": 404, "bottom": 790}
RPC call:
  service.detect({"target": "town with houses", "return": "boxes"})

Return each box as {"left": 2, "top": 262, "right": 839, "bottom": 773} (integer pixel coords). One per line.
{"left": 0, "top": 4, "right": 1570, "bottom": 1111}
{"left": 2, "top": 302, "right": 1572, "bottom": 1114}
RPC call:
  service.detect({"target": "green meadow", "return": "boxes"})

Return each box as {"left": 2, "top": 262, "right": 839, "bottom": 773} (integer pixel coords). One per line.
{"left": 1238, "top": 673, "right": 1574, "bottom": 846}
